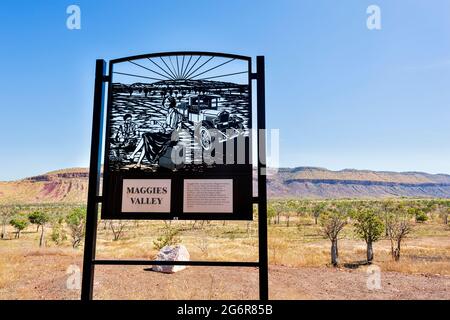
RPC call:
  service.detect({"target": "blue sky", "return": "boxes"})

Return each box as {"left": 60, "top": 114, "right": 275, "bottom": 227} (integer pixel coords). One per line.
{"left": 1, "top": 0, "right": 450, "bottom": 180}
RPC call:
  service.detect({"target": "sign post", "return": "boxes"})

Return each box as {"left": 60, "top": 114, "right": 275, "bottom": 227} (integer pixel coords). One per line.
{"left": 256, "top": 56, "right": 268, "bottom": 300}
{"left": 81, "top": 52, "right": 267, "bottom": 300}
{"left": 81, "top": 59, "right": 106, "bottom": 301}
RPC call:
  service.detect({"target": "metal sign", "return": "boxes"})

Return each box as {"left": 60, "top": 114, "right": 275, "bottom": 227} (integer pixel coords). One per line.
{"left": 81, "top": 52, "right": 268, "bottom": 300}
{"left": 102, "top": 52, "right": 252, "bottom": 220}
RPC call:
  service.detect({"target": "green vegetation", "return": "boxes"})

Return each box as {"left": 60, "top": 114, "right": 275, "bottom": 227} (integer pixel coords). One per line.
{"left": 319, "top": 206, "right": 348, "bottom": 266}
{"left": 352, "top": 208, "right": 384, "bottom": 263}
{"left": 266, "top": 198, "right": 450, "bottom": 266}
{"left": 28, "top": 211, "right": 50, "bottom": 247}
{"left": 65, "top": 207, "right": 86, "bottom": 248}
{"left": 0, "top": 198, "right": 449, "bottom": 273}
{"left": 9, "top": 216, "right": 29, "bottom": 238}
{"left": 153, "top": 223, "right": 182, "bottom": 250}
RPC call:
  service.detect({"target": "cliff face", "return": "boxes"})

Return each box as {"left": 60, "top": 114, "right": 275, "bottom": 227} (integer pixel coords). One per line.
{"left": 0, "top": 168, "right": 89, "bottom": 204}
{"left": 266, "top": 167, "right": 450, "bottom": 199}
{"left": 1, "top": 166, "right": 450, "bottom": 204}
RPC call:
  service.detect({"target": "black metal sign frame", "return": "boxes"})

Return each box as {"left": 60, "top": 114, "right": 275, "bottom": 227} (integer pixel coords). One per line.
{"left": 81, "top": 52, "right": 268, "bottom": 300}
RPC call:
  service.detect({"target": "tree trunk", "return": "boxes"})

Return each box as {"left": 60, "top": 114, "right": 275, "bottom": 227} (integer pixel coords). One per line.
{"left": 367, "top": 241, "right": 374, "bottom": 263}
{"left": 286, "top": 216, "right": 290, "bottom": 227}
{"left": 1, "top": 222, "right": 6, "bottom": 239}
{"left": 39, "top": 225, "right": 45, "bottom": 247}
{"left": 390, "top": 238, "right": 395, "bottom": 258}
{"left": 394, "top": 248, "right": 400, "bottom": 261}
{"left": 384, "top": 213, "right": 389, "bottom": 237}
{"left": 331, "top": 239, "right": 339, "bottom": 266}
{"left": 336, "top": 241, "right": 339, "bottom": 258}
{"left": 276, "top": 213, "right": 280, "bottom": 225}
{"left": 314, "top": 216, "right": 318, "bottom": 225}
{"left": 394, "top": 239, "right": 401, "bottom": 261}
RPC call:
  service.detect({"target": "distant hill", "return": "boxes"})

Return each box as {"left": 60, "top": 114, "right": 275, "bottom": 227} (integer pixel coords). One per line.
{"left": 1, "top": 166, "right": 450, "bottom": 204}
{"left": 266, "top": 167, "right": 450, "bottom": 199}
{"left": 0, "top": 168, "right": 89, "bottom": 204}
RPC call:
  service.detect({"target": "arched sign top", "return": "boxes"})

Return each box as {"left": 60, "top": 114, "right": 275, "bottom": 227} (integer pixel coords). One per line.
{"left": 109, "top": 51, "right": 251, "bottom": 85}
{"left": 110, "top": 51, "right": 251, "bottom": 64}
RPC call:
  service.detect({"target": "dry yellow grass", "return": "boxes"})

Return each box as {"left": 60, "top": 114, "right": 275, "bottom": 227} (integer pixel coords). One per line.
{"left": 0, "top": 252, "right": 24, "bottom": 289}
{"left": 0, "top": 212, "right": 449, "bottom": 300}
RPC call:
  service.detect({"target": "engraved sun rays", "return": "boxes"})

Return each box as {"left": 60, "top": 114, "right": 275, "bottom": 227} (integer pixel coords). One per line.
{"left": 113, "top": 54, "right": 248, "bottom": 83}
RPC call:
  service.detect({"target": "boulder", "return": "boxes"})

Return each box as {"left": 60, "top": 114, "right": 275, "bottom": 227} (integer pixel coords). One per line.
{"left": 152, "top": 245, "right": 190, "bottom": 273}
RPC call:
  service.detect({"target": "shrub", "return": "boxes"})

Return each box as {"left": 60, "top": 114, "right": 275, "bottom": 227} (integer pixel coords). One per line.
{"left": 66, "top": 207, "right": 86, "bottom": 248}
{"left": 153, "top": 226, "right": 181, "bottom": 250}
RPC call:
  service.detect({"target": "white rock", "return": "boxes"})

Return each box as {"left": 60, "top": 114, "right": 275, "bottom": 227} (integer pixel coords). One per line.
{"left": 152, "top": 245, "right": 190, "bottom": 273}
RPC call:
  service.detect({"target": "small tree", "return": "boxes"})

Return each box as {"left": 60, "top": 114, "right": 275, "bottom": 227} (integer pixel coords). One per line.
{"left": 386, "top": 211, "right": 413, "bottom": 261}
{"left": 10, "top": 216, "right": 29, "bottom": 239}
{"left": 66, "top": 207, "right": 86, "bottom": 248}
{"left": 312, "top": 202, "right": 326, "bottom": 225}
{"left": 436, "top": 204, "right": 449, "bottom": 225}
{"left": 267, "top": 204, "right": 276, "bottom": 225}
{"left": 28, "top": 211, "right": 42, "bottom": 233}
{"left": 353, "top": 208, "right": 384, "bottom": 263}
{"left": 28, "top": 211, "right": 50, "bottom": 247}
{"left": 442, "top": 208, "right": 449, "bottom": 225}
{"left": 273, "top": 201, "right": 285, "bottom": 225}
{"left": 380, "top": 200, "right": 394, "bottom": 236}
{"left": 1, "top": 206, "right": 17, "bottom": 239}
{"left": 319, "top": 207, "right": 347, "bottom": 266}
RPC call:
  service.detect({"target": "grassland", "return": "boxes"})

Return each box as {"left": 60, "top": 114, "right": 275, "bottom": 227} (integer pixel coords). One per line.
{"left": 0, "top": 198, "right": 449, "bottom": 299}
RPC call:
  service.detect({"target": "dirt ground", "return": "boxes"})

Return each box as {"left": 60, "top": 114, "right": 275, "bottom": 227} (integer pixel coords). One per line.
{"left": 0, "top": 249, "right": 448, "bottom": 300}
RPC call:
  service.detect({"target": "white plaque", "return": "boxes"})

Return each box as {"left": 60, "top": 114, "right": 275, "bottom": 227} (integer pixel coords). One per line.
{"left": 183, "top": 179, "right": 233, "bottom": 213}
{"left": 122, "top": 179, "right": 171, "bottom": 213}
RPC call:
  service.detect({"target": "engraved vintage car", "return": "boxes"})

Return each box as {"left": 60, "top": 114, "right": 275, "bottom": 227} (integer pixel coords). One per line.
{"left": 177, "top": 94, "right": 245, "bottom": 150}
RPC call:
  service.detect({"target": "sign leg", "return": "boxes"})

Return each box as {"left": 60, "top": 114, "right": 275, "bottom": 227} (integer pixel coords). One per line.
{"left": 256, "top": 56, "right": 269, "bottom": 300}
{"left": 81, "top": 59, "right": 106, "bottom": 301}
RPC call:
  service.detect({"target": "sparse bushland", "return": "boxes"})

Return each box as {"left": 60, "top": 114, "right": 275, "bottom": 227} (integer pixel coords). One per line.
{"left": 272, "top": 198, "right": 450, "bottom": 267}
{"left": 0, "top": 205, "right": 18, "bottom": 239}
{"left": 0, "top": 199, "right": 449, "bottom": 274}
